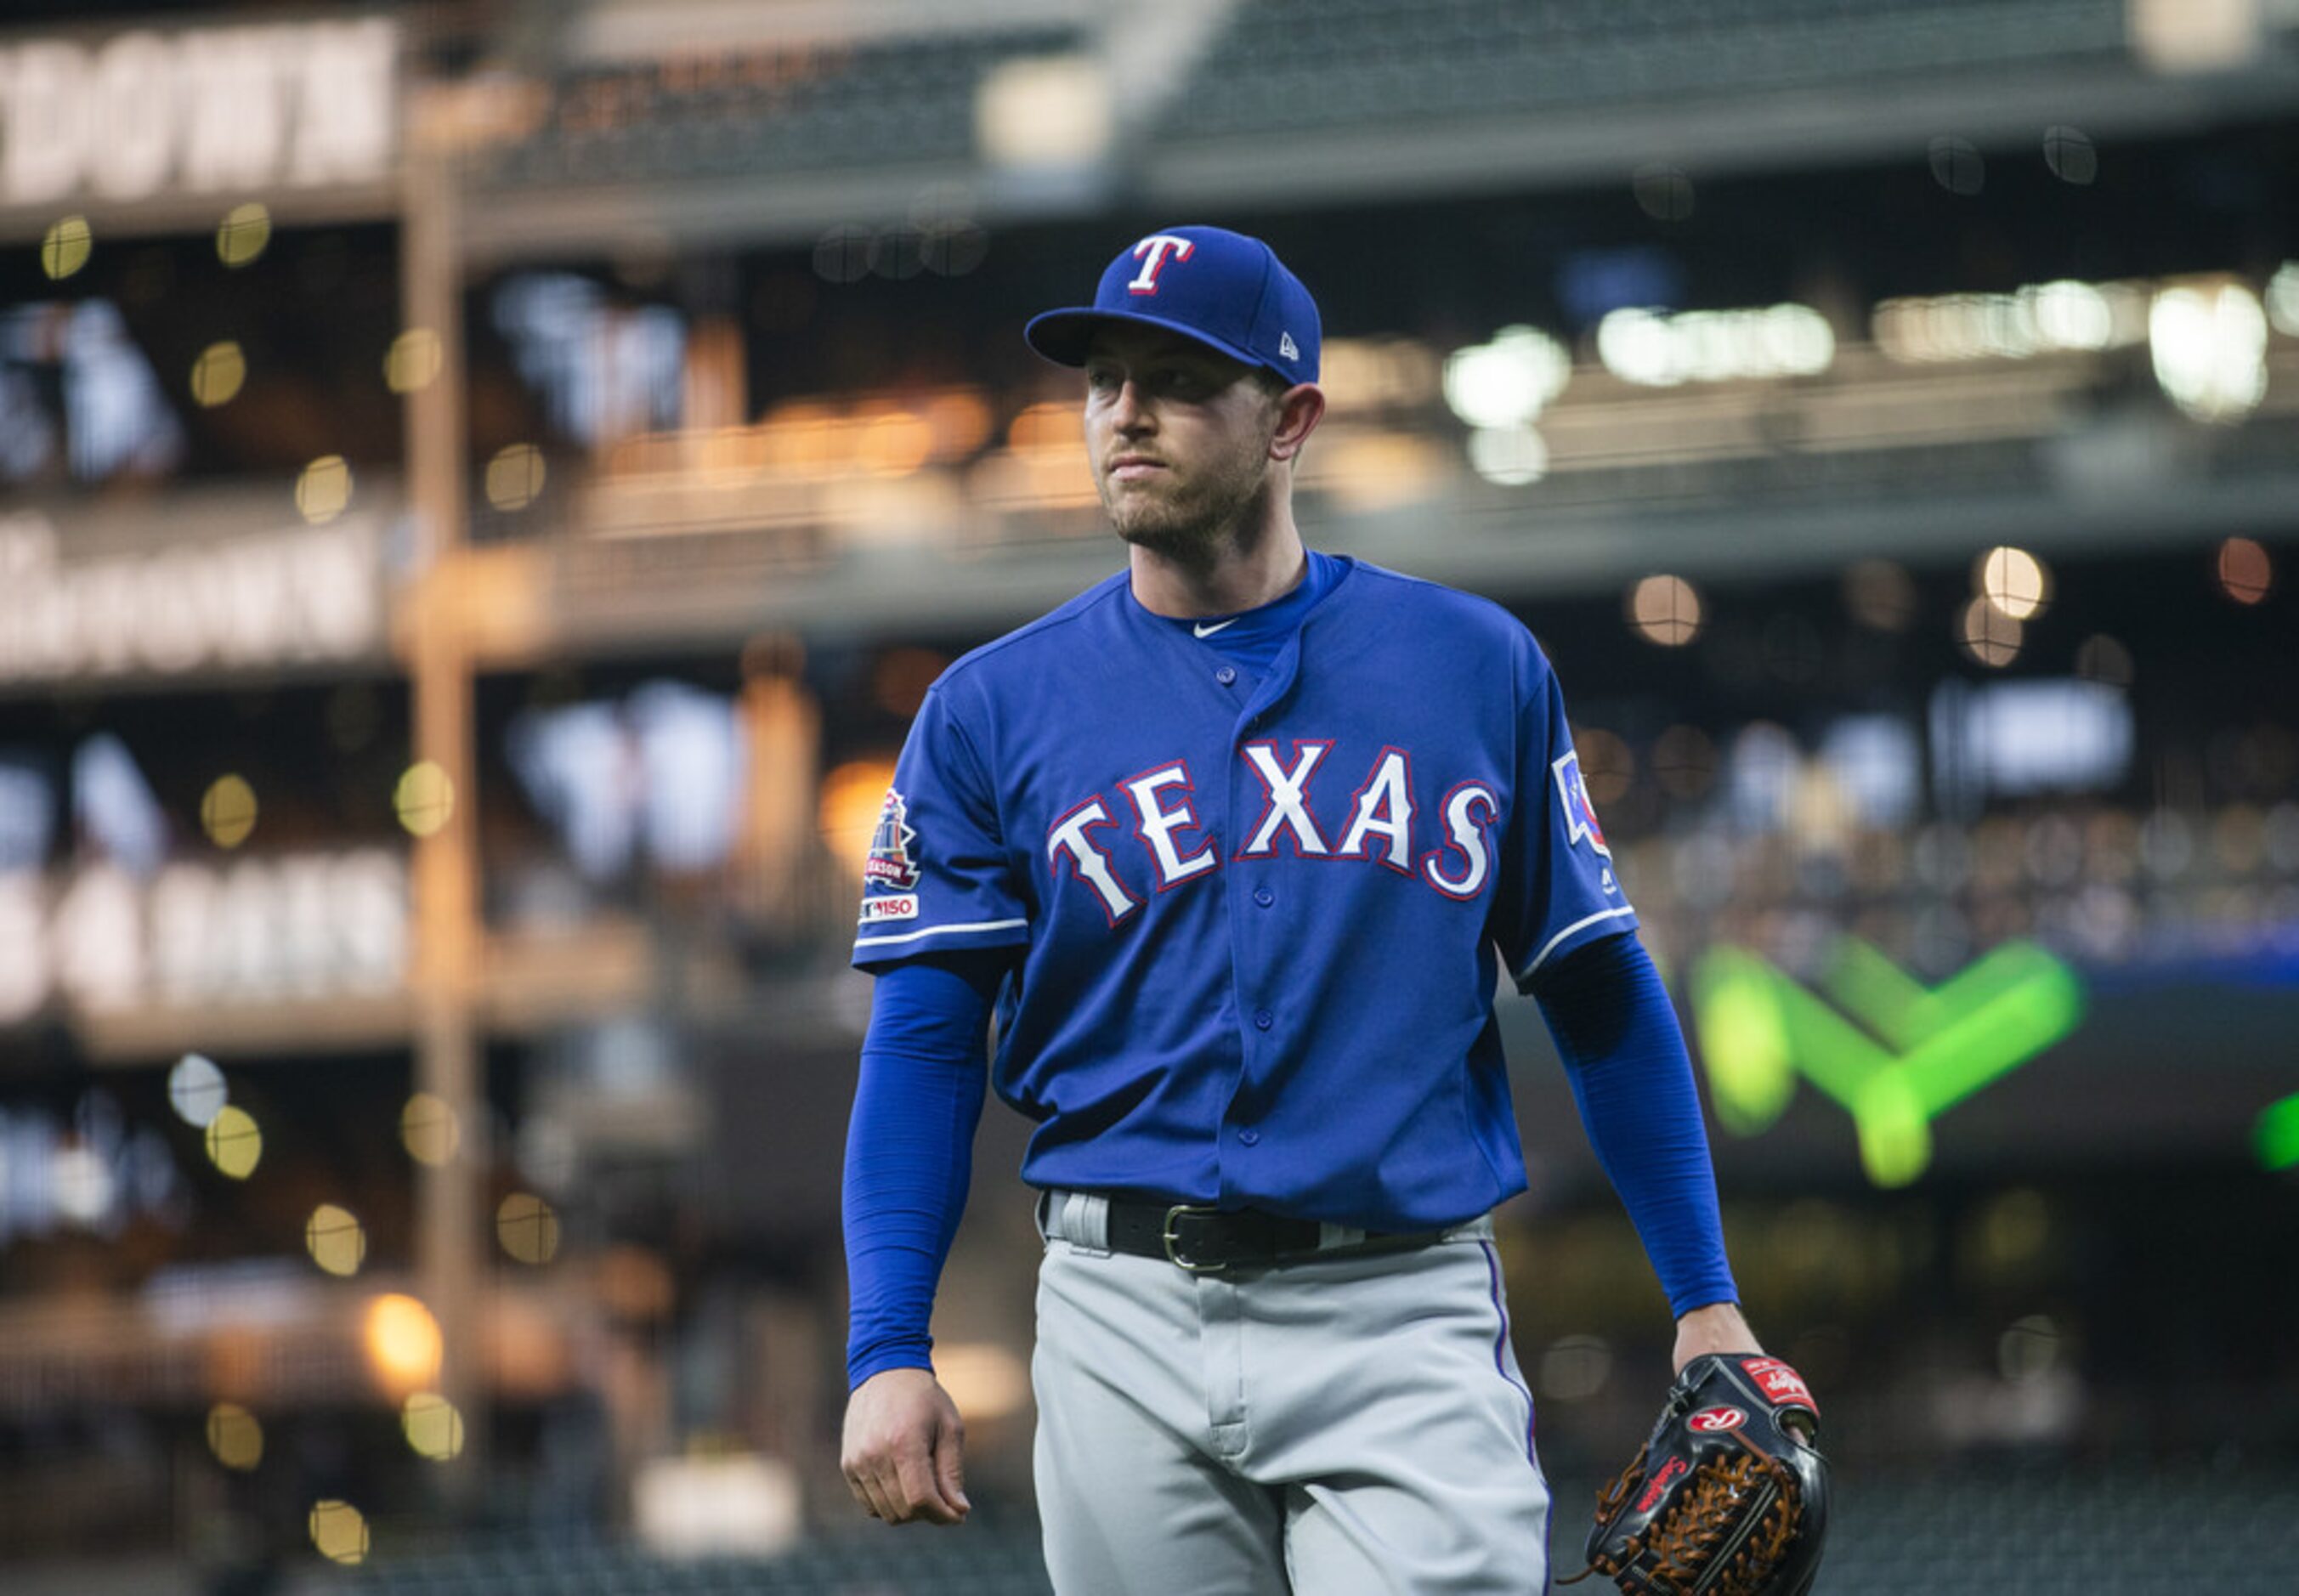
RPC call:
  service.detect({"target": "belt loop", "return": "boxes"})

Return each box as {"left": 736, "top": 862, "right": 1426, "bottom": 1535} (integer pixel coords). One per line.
{"left": 1317, "top": 1220, "right": 1368, "bottom": 1250}
{"left": 1056, "top": 1189, "right": 1112, "bottom": 1257}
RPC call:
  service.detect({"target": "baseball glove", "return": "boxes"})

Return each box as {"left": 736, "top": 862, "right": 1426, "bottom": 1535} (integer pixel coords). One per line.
{"left": 1565, "top": 1353, "right": 1828, "bottom": 1596}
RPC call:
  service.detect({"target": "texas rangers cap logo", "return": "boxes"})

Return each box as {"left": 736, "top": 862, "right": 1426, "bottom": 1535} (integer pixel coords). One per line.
{"left": 1551, "top": 749, "right": 1611, "bottom": 859}
{"left": 864, "top": 788, "right": 921, "bottom": 891}
{"left": 1022, "top": 224, "right": 1322, "bottom": 384}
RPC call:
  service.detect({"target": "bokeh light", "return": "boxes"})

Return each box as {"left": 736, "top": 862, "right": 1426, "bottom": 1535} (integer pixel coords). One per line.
{"left": 1628, "top": 574, "right": 1703, "bottom": 646}
{"left": 364, "top": 1294, "right": 444, "bottom": 1393}
{"left": 1651, "top": 724, "right": 1719, "bottom": 800}
{"left": 41, "top": 215, "right": 92, "bottom": 280}
{"left": 168, "top": 1054, "right": 228, "bottom": 1128}
{"left": 933, "top": 1344, "right": 1031, "bottom": 1421}
{"left": 204, "top": 1106, "right": 263, "bottom": 1180}
{"left": 1997, "top": 1314, "right": 2066, "bottom": 1382}
{"left": 402, "top": 1393, "right": 467, "bottom": 1462}
{"left": 597, "top": 1246, "right": 677, "bottom": 1322}
{"left": 2216, "top": 537, "right": 2271, "bottom": 604}
{"left": 1844, "top": 559, "right": 1918, "bottom": 631}
{"left": 1598, "top": 303, "right": 1833, "bottom": 387}
{"left": 2269, "top": 262, "right": 2299, "bottom": 336}
{"left": 309, "top": 1500, "right": 370, "bottom": 1565}
{"left": 1465, "top": 425, "right": 1549, "bottom": 486}
{"left": 819, "top": 758, "right": 902, "bottom": 881}
{"left": 400, "top": 1091, "right": 461, "bottom": 1166}
{"left": 1928, "top": 136, "right": 1985, "bottom": 195}
{"left": 857, "top": 411, "right": 935, "bottom": 476}
{"left": 386, "top": 328, "right": 443, "bottom": 393}
{"left": 2042, "top": 125, "right": 2097, "bottom": 184}
{"left": 1537, "top": 1334, "right": 1615, "bottom": 1401}
{"left": 305, "top": 1203, "right": 367, "bottom": 1277}
{"left": 1975, "top": 1188, "right": 2052, "bottom": 1272}
{"left": 485, "top": 444, "right": 546, "bottom": 511}
{"left": 394, "top": 761, "right": 456, "bottom": 838}
{"left": 497, "top": 1191, "right": 562, "bottom": 1265}
{"left": 1631, "top": 163, "right": 1694, "bottom": 221}
{"left": 200, "top": 774, "right": 258, "bottom": 849}
{"left": 296, "top": 455, "right": 354, "bottom": 524}
{"left": 206, "top": 1403, "right": 263, "bottom": 1471}
{"left": 216, "top": 202, "right": 272, "bottom": 268}
{"left": 1958, "top": 597, "right": 2024, "bottom": 668}
{"left": 2149, "top": 281, "right": 2268, "bottom": 422}
{"left": 1576, "top": 727, "right": 1635, "bottom": 805}
{"left": 1442, "top": 325, "right": 1571, "bottom": 429}
{"left": 1977, "top": 546, "right": 2049, "bottom": 620}
{"left": 2075, "top": 634, "right": 2135, "bottom": 686}
{"left": 190, "top": 341, "right": 246, "bottom": 408}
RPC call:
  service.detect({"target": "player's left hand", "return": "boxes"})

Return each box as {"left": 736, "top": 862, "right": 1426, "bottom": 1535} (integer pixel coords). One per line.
{"left": 1572, "top": 1351, "right": 1829, "bottom": 1595}
{"left": 1671, "top": 1300, "right": 1764, "bottom": 1373}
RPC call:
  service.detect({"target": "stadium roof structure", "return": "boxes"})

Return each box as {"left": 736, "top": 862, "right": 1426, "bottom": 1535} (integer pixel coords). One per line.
{"left": 449, "top": 0, "right": 2299, "bottom": 262}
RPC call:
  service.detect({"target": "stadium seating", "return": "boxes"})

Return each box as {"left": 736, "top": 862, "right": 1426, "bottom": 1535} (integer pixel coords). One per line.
{"left": 479, "top": 28, "right": 1084, "bottom": 189}
{"left": 1164, "top": 0, "right": 2129, "bottom": 139}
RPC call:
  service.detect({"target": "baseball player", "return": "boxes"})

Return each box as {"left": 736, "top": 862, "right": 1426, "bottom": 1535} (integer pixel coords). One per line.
{"left": 840, "top": 225, "right": 1770, "bottom": 1593}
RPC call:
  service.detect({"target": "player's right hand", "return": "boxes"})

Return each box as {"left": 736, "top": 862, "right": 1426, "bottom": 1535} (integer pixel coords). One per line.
{"left": 841, "top": 1367, "right": 971, "bottom": 1526}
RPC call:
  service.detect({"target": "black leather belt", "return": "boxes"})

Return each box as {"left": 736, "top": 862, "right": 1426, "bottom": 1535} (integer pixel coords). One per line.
{"left": 1101, "top": 1197, "right": 1447, "bottom": 1274}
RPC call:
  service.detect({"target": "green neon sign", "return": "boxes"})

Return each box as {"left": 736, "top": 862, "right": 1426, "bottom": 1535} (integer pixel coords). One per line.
{"left": 2257, "top": 1094, "right": 2299, "bottom": 1172}
{"left": 1690, "top": 937, "right": 2086, "bottom": 1187}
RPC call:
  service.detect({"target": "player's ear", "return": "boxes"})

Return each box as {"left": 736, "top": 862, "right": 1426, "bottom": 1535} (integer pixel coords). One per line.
{"left": 1268, "top": 382, "right": 1326, "bottom": 463}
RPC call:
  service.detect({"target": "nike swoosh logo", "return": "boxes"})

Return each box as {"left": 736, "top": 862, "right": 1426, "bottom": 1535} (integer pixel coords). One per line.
{"left": 1193, "top": 619, "right": 1239, "bottom": 637}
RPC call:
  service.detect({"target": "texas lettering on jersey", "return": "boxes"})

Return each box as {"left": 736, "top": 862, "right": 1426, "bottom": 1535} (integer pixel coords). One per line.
{"left": 1042, "top": 740, "right": 1505, "bottom": 924}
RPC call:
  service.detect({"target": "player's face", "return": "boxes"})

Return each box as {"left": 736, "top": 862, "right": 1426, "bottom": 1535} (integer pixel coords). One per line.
{"left": 1080, "top": 326, "right": 1281, "bottom": 564}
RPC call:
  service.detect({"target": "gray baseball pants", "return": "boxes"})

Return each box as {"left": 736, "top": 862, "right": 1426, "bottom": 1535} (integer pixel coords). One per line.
{"left": 1031, "top": 1191, "right": 1552, "bottom": 1594}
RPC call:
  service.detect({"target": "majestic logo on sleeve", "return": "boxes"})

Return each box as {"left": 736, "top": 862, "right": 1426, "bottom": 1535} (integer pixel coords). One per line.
{"left": 864, "top": 788, "right": 921, "bottom": 891}
{"left": 1552, "top": 750, "right": 1611, "bottom": 859}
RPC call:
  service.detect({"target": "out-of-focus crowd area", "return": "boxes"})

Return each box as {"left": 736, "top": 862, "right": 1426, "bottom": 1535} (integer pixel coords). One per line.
{"left": 1, "top": 1, "right": 2296, "bottom": 1591}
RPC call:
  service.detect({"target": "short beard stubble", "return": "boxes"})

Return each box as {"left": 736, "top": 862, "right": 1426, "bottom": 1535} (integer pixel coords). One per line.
{"left": 1099, "top": 410, "right": 1280, "bottom": 574}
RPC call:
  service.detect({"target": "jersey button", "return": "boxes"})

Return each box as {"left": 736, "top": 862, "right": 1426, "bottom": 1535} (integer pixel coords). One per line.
{"left": 1253, "top": 1009, "right": 1273, "bottom": 1031}
{"left": 1253, "top": 887, "right": 1273, "bottom": 908}
{"left": 1215, "top": 665, "right": 1238, "bottom": 686}
{"left": 1237, "top": 1127, "right": 1260, "bottom": 1146}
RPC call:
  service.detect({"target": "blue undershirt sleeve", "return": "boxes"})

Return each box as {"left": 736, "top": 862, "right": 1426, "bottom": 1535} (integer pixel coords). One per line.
{"left": 841, "top": 949, "right": 1007, "bottom": 1390}
{"left": 1529, "top": 931, "right": 1739, "bottom": 1319}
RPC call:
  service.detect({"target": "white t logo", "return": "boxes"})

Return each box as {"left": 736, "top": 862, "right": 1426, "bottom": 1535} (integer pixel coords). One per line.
{"left": 1128, "top": 235, "right": 1195, "bottom": 295}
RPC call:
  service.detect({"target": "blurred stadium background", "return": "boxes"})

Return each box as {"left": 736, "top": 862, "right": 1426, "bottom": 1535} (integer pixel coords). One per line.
{"left": 0, "top": 0, "right": 2296, "bottom": 1590}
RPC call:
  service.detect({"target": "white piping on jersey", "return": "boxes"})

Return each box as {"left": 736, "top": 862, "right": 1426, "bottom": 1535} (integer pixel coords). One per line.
{"left": 1515, "top": 903, "right": 1637, "bottom": 982}
{"left": 854, "top": 917, "right": 1029, "bottom": 948}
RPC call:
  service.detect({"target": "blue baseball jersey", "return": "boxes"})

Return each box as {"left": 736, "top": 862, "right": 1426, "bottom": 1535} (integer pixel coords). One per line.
{"left": 851, "top": 557, "right": 1634, "bottom": 1232}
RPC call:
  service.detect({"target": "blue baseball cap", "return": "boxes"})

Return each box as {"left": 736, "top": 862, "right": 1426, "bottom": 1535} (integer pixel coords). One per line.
{"left": 1025, "top": 225, "right": 1321, "bottom": 386}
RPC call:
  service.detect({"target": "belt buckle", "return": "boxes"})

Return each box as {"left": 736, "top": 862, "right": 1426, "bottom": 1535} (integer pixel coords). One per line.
{"left": 1162, "top": 1204, "right": 1228, "bottom": 1274}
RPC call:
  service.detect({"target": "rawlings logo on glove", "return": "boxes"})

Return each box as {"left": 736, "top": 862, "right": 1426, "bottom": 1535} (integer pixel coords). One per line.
{"left": 1566, "top": 1353, "right": 1829, "bottom": 1596}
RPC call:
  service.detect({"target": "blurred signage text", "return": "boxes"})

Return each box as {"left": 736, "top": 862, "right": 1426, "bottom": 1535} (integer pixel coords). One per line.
{"left": 0, "top": 850, "right": 406, "bottom": 1026}
{"left": 0, "top": 19, "right": 397, "bottom": 211}
{"left": 0, "top": 511, "right": 383, "bottom": 685}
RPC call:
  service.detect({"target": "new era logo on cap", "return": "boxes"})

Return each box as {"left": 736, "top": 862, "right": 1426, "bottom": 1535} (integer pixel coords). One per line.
{"left": 1025, "top": 224, "right": 1322, "bottom": 385}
